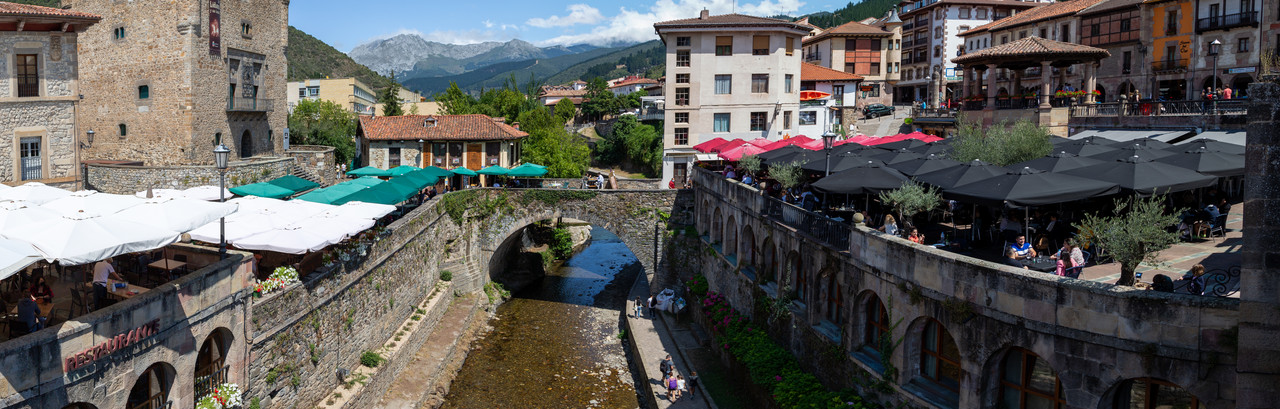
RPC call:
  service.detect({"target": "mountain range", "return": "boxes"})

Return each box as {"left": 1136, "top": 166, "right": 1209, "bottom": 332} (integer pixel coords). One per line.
{"left": 350, "top": 35, "right": 599, "bottom": 79}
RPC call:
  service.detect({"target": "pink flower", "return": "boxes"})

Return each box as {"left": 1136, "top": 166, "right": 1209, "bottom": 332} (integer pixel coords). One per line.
{"left": 775, "top": 375, "right": 783, "bottom": 381}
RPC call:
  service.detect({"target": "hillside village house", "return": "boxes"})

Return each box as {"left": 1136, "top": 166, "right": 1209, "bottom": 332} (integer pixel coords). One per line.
{"left": 797, "top": 63, "right": 864, "bottom": 137}
{"left": 959, "top": 0, "right": 1107, "bottom": 101}
{"left": 801, "top": 16, "right": 898, "bottom": 108}
{"left": 0, "top": 3, "right": 99, "bottom": 188}
{"left": 357, "top": 114, "right": 526, "bottom": 185}
{"left": 654, "top": 10, "right": 809, "bottom": 188}
{"left": 287, "top": 77, "right": 378, "bottom": 114}
{"left": 65, "top": 0, "right": 288, "bottom": 165}
{"left": 609, "top": 76, "right": 659, "bottom": 95}
{"left": 538, "top": 82, "right": 588, "bottom": 107}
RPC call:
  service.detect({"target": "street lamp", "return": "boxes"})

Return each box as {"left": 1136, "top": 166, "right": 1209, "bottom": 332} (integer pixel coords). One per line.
{"left": 925, "top": 75, "right": 933, "bottom": 110}
{"left": 1210, "top": 39, "right": 1221, "bottom": 114}
{"left": 213, "top": 143, "right": 230, "bottom": 259}
{"left": 821, "top": 130, "right": 837, "bottom": 177}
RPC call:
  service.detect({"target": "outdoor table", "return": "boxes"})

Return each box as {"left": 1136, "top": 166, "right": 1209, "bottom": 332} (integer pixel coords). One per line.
{"left": 8, "top": 300, "right": 54, "bottom": 318}
{"left": 84, "top": 280, "right": 149, "bottom": 300}
{"left": 1024, "top": 257, "right": 1056, "bottom": 272}
{"left": 148, "top": 259, "right": 186, "bottom": 273}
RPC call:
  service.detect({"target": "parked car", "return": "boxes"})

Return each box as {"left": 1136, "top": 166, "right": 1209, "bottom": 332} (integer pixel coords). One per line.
{"left": 863, "top": 104, "right": 895, "bottom": 118}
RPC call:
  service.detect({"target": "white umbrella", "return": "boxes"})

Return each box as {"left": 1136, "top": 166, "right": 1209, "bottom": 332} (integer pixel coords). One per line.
{"left": 304, "top": 212, "right": 377, "bottom": 241}
{"left": 134, "top": 188, "right": 186, "bottom": 199}
{"left": 324, "top": 201, "right": 396, "bottom": 220}
{"left": 233, "top": 225, "right": 338, "bottom": 254}
{"left": 182, "top": 185, "right": 235, "bottom": 201}
{"left": 0, "top": 202, "right": 62, "bottom": 234}
{"left": 0, "top": 182, "right": 71, "bottom": 205}
{"left": 0, "top": 238, "right": 41, "bottom": 281}
{"left": 114, "top": 197, "right": 239, "bottom": 233}
{"left": 42, "top": 190, "right": 145, "bottom": 217}
{"left": 188, "top": 207, "right": 315, "bottom": 243}
{"left": 7, "top": 213, "right": 180, "bottom": 265}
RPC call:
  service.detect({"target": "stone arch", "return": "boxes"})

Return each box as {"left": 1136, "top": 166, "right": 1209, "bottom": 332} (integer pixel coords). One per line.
{"left": 822, "top": 267, "right": 843, "bottom": 326}
{"left": 61, "top": 404, "right": 96, "bottom": 409}
{"left": 740, "top": 224, "right": 756, "bottom": 268}
{"left": 1201, "top": 75, "right": 1223, "bottom": 94}
{"left": 484, "top": 212, "right": 649, "bottom": 292}
{"left": 1230, "top": 74, "right": 1252, "bottom": 97}
{"left": 699, "top": 199, "right": 712, "bottom": 234}
{"left": 903, "top": 316, "right": 962, "bottom": 404}
{"left": 1095, "top": 84, "right": 1106, "bottom": 102}
{"left": 1118, "top": 80, "right": 1135, "bottom": 96}
{"left": 195, "top": 327, "right": 234, "bottom": 400}
{"left": 239, "top": 129, "right": 253, "bottom": 158}
{"left": 724, "top": 215, "right": 737, "bottom": 258}
{"left": 711, "top": 207, "right": 723, "bottom": 245}
{"left": 127, "top": 361, "right": 176, "bottom": 409}
{"left": 855, "top": 290, "right": 890, "bottom": 360}
{"left": 1102, "top": 378, "right": 1203, "bottom": 409}
{"left": 760, "top": 236, "right": 777, "bottom": 283}
{"left": 982, "top": 346, "right": 1065, "bottom": 409}
{"left": 786, "top": 250, "right": 804, "bottom": 302}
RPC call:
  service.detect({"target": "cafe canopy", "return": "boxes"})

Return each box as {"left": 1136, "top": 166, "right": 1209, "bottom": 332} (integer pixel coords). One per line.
{"left": 346, "top": 166, "right": 392, "bottom": 177}
{"left": 507, "top": 163, "right": 549, "bottom": 177}
{"left": 266, "top": 175, "right": 321, "bottom": 193}
{"left": 387, "top": 166, "right": 422, "bottom": 176}
{"left": 477, "top": 165, "right": 510, "bottom": 176}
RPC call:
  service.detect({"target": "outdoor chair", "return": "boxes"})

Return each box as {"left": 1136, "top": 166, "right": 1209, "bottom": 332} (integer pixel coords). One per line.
{"left": 1063, "top": 250, "right": 1091, "bottom": 279}
{"left": 69, "top": 288, "right": 90, "bottom": 317}
{"left": 1208, "top": 214, "right": 1229, "bottom": 241}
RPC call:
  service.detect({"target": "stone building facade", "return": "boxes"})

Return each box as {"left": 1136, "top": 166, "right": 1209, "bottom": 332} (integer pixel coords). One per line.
{"left": 64, "top": 0, "right": 288, "bottom": 166}
{"left": 0, "top": 4, "right": 100, "bottom": 187}
{"left": 801, "top": 17, "right": 896, "bottom": 108}
{"left": 357, "top": 114, "right": 526, "bottom": 186}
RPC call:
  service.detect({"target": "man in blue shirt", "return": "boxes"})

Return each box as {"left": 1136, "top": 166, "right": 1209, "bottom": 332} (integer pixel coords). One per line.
{"left": 16, "top": 291, "right": 44, "bottom": 333}
{"left": 1009, "top": 234, "right": 1037, "bottom": 261}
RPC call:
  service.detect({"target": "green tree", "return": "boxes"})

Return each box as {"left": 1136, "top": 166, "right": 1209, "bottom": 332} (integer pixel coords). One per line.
{"left": 737, "top": 154, "right": 763, "bottom": 176}
{"left": 434, "top": 82, "right": 477, "bottom": 115}
{"left": 949, "top": 117, "right": 1053, "bottom": 166}
{"left": 518, "top": 108, "right": 590, "bottom": 177}
{"left": 554, "top": 98, "right": 577, "bottom": 124}
{"left": 1076, "top": 196, "right": 1182, "bottom": 286}
{"left": 580, "top": 77, "right": 618, "bottom": 120}
{"left": 288, "top": 99, "right": 357, "bottom": 164}
{"left": 877, "top": 181, "right": 942, "bottom": 230}
{"left": 620, "top": 91, "right": 646, "bottom": 110}
{"left": 769, "top": 161, "right": 805, "bottom": 190}
{"left": 378, "top": 82, "right": 404, "bottom": 116}
{"left": 619, "top": 117, "right": 662, "bottom": 176}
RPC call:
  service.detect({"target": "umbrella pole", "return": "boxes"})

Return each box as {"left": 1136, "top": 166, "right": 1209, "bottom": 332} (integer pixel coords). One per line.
{"left": 1025, "top": 206, "right": 1031, "bottom": 248}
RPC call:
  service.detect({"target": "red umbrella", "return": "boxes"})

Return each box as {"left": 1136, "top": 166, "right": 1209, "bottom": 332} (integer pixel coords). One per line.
{"left": 745, "top": 138, "right": 774, "bottom": 148}
{"left": 761, "top": 136, "right": 817, "bottom": 151}
{"left": 837, "top": 135, "right": 876, "bottom": 146}
{"left": 799, "top": 139, "right": 827, "bottom": 150}
{"left": 692, "top": 137, "right": 729, "bottom": 153}
{"left": 718, "top": 143, "right": 768, "bottom": 161}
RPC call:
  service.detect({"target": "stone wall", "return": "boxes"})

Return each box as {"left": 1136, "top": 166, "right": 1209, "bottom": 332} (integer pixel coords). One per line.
{"left": 690, "top": 167, "right": 1241, "bottom": 408}
{"left": 0, "top": 31, "right": 82, "bottom": 184}
{"left": 0, "top": 245, "right": 255, "bottom": 409}
{"left": 1236, "top": 80, "right": 1280, "bottom": 407}
{"left": 285, "top": 145, "right": 339, "bottom": 186}
{"left": 525, "top": 177, "right": 664, "bottom": 190}
{"left": 84, "top": 157, "right": 294, "bottom": 194}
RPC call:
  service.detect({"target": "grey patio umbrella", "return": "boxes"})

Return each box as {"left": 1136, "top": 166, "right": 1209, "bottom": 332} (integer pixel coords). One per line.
{"left": 801, "top": 153, "right": 887, "bottom": 173}
{"left": 812, "top": 160, "right": 911, "bottom": 195}
{"left": 1063, "top": 154, "right": 1218, "bottom": 195}
{"left": 1168, "top": 139, "right": 1245, "bottom": 155}
{"left": 908, "top": 141, "right": 954, "bottom": 155}
{"left": 761, "top": 146, "right": 825, "bottom": 166}
{"left": 1012, "top": 151, "right": 1107, "bottom": 173}
{"left": 1110, "top": 138, "right": 1175, "bottom": 150}
{"left": 867, "top": 148, "right": 926, "bottom": 165}
{"left": 1153, "top": 146, "right": 1245, "bottom": 177}
{"left": 875, "top": 139, "right": 929, "bottom": 151}
{"left": 1088, "top": 143, "right": 1176, "bottom": 162}
{"left": 758, "top": 145, "right": 812, "bottom": 161}
{"left": 888, "top": 154, "right": 962, "bottom": 177}
{"left": 914, "top": 159, "right": 1009, "bottom": 190}
{"left": 946, "top": 167, "right": 1121, "bottom": 239}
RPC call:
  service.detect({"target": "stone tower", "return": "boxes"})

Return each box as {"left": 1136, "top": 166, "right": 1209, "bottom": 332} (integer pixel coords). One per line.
{"left": 1238, "top": 79, "right": 1280, "bottom": 407}
{"left": 64, "top": 0, "right": 289, "bottom": 166}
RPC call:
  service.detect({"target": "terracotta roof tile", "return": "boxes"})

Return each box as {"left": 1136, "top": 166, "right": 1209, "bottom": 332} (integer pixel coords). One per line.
{"left": 952, "top": 36, "right": 1110, "bottom": 64}
{"left": 359, "top": 114, "right": 528, "bottom": 142}
{"left": 804, "top": 20, "right": 890, "bottom": 44}
{"left": 0, "top": 1, "right": 100, "bottom": 20}
{"left": 959, "top": 20, "right": 1002, "bottom": 36}
{"left": 982, "top": 0, "right": 1108, "bottom": 31}
{"left": 902, "top": 0, "right": 1041, "bottom": 17}
{"left": 1078, "top": 0, "right": 1143, "bottom": 15}
{"left": 654, "top": 13, "right": 810, "bottom": 31}
{"left": 801, "top": 63, "right": 864, "bottom": 81}
{"left": 610, "top": 77, "right": 659, "bottom": 88}
{"left": 539, "top": 85, "right": 588, "bottom": 98}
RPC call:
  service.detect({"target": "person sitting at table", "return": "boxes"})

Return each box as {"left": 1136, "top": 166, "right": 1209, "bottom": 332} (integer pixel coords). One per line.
{"left": 879, "top": 215, "right": 899, "bottom": 236}
{"left": 29, "top": 276, "right": 52, "bottom": 303}
{"left": 1009, "top": 234, "right": 1037, "bottom": 260}
{"left": 16, "top": 290, "right": 45, "bottom": 333}
{"left": 1004, "top": 247, "right": 1028, "bottom": 269}
{"left": 724, "top": 165, "right": 736, "bottom": 180}
{"left": 91, "top": 259, "right": 124, "bottom": 311}
{"left": 907, "top": 228, "right": 924, "bottom": 244}
{"left": 1049, "top": 240, "right": 1084, "bottom": 269}
{"left": 741, "top": 172, "right": 754, "bottom": 186}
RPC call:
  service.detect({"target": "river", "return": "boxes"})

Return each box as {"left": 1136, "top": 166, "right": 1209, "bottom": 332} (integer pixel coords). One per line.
{"left": 438, "top": 227, "right": 644, "bottom": 409}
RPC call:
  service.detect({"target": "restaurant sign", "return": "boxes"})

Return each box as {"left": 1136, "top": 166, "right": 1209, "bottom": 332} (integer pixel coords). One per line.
{"left": 64, "top": 320, "right": 160, "bottom": 372}
{"left": 1226, "top": 67, "right": 1255, "bottom": 74}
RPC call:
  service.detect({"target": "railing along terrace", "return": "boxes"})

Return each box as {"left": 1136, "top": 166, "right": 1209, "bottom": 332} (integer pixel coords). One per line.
{"left": 696, "top": 167, "right": 852, "bottom": 250}
{"left": 1070, "top": 102, "right": 1121, "bottom": 117}
{"left": 963, "top": 100, "right": 986, "bottom": 110}
{"left": 913, "top": 107, "right": 957, "bottom": 118}
{"left": 194, "top": 364, "right": 229, "bottom": 401}
{"left": 1069, "top": 99, "right": 1247, "bottom": 117}
{"left": 1196, "top": 11, "right": 1258, "bottom": 31}
{"left": 994, "top": 98, "right": 1036, "bottom": 109}
{"left": 1172, "top": 266, "right": 1240, "bottom": 297}
{"left": 227, "top": 96, "right": 274, "bottom": 112}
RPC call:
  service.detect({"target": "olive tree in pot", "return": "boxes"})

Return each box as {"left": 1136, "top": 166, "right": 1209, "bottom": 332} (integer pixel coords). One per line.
{"left": 1076, "top": 196, "right": 1181, "bottom": 287}
{"left": 877, "top": 180, "right": 942, "bottom": 232}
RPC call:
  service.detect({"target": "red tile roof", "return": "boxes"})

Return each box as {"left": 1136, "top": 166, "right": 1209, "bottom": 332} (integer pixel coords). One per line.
{"left": 610, "top": 77, "right": 659, "bottom": 88}
{"left": 952, "top": 36, "right": 1110, "bottom": 64}
{"left": 801, "top": 63, "right": 864, "bottom": 82}
{"left": 539, "top": 85, "right": 588, "bottom": 98}
{"left": 981, "top": 0, "right": 1108, "bottom": 31}
{"left": 0, "top": 2, "right": 100, "bottom": 20}
{"left": 654, "top": 13, "right": 811, "bottom": 32}
{"left": 804, "top": 20, "right": 890, "bottom": 44}
{"left": 359, "top": 114, "right": 528, "bottom": 142}
{"left": 959, "top": 20, "right": 1002, "bottom": 36}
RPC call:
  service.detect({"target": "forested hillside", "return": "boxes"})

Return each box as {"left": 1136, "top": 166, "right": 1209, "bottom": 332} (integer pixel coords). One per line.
{"left": 287, "top": 26, "right": 397, "bottom": 90}
{"left": 7, "top": 0, "right": 59, "bottom": 7}
{"left": 792, "top": 0, "right": 901, "bottom": 29}
{"left": 543, "top": 41, "right": 663, "bottom": 85}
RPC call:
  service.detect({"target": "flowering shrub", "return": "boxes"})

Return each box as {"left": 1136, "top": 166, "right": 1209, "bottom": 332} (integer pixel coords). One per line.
{"left": 196, "top": 383, "right": 242, "bottom": 409}
{"left": 253, "top": 266, "right": 300, "bottom": 297}
{"left": 1054, "top": 90, "right": 1087, "bottom": 98}
{"left": 697, "top": 290, "right": 872, "bottom": 409}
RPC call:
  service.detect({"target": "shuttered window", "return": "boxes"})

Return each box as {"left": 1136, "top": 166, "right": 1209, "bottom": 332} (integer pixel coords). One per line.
{"left": 753, "top": 35, "right": 769, "bottom": 55}
{"left": 716, "top": 36, "right": 733, "bottom": 55}
{"left": 785, "top": 37, "right": 794, "bottom": 56}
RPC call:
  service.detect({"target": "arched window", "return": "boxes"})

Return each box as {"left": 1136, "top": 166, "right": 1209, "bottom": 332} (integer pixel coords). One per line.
{"left": 128, "top": 362, "right": 174, "bottom": 409}
{"left": 700, "top": 200, "right": 711, "bottom": 234}
{"left": 785, "top": 250, "right": 802, "bottom": 298}
{"left": 919, "top": 319, "right": 961, "bottom": 393}
{"left": 793, "top": 253, "right": 806, "bottom": 302}
{"left": 740, "top": 225, "right": 756, "bottom": 268}
{"left": 1112, "top": 378, "right": 1200, "bottom": 409}
{"left": 195, "top": 328, "right": 233, "bottom": 401}
{"left": 725, "top": 216, "right": 737, "bottom": 257}
{"left": 61, "top": 404, "right": 97, "bottom": 409}
{"left": 240, "top": 130, "right": 253, "bottom": 158}
{"left": 998, "top": 348, "right": 1064, "bottom": 409}
{"left": 825, "top": 274, "right": 842, "bottom": 325}
{"left": 119, "top": 123, "right": 127, "bottom": 137}
{"left": 761, "top": 237, "right": 777, "bottom": 283}
{"left": 711, "top": 207, "right": 723, "bottom": 244}
{"left": 863, "top": 293, "right": 889, "bottom": 351}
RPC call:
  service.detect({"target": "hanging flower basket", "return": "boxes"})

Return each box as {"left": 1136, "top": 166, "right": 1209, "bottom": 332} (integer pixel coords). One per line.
{"left": 196, "top": 383, "right": 242, "bottom": 409}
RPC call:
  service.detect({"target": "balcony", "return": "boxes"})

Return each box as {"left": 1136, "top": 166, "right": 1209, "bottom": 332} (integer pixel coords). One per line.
{"left": 903, "top": 21, "right": 914, "bottom": 30}
{"left": 227, "top": 96, "right": 274, "bottom": 112}
{"left": 1153, "top": 58, "right": 1189, "bottom": 73}
{"left": 1196, "top": 11, "right": 1258, "bottom": 32}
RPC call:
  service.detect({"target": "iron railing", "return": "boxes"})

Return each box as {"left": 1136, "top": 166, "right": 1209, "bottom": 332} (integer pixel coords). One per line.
{"left": 1196, "top": 11, "right": 1258, "bottom": 32}
{"left": 227, "top": 96, "right": 274, "bottom": 112}
{"left": 1069, "top": 99, "right": 1248, "bottom": 117}
{"left": 762, "top": 198, "right": 852, "bottom": 249}
{"left": 994, "top": 98, "right": 1036, "bottom": 109}
{"left": 913, "top": 107, "right": 957, "bottom": 118}
{"left": 963, "top": 100, "right": 986, "bottom": 110}
{"left": 1153, "top": 59, "right": 1188, "bottom": 72}
{"left": 1172, "top": 266, "right": 1239, "bottom": 297}
{"left": 194, "top": 364, "right": 228, "bottom": 401}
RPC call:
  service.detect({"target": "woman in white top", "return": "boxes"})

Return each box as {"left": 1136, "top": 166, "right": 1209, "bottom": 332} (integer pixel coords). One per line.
{"left": 879, "top": 214, "right": 899, "bottom": 236}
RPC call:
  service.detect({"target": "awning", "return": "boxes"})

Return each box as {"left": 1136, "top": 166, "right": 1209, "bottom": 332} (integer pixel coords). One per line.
{"left": 346, "top": 166, "right": 391, "bottom": 177}
{"left": 387, "top": 166, "right": 422, "bottom": 176}
{"left": 451, "top": 167, "right": 479, "bottom": 177}
{"left": 293, "top": 183, "right": 368, "bottom": 205}
{"left": 266, "top": 175, "right": 320, "bottom": 193}
{"left": 229, "top": 183, "right": 295, "bottom": 199}
{"left": 508, "top": 163, "right": 549, "bottom": 177}
{"left": 477, "top": 165, "right": 510, "bottom": 176}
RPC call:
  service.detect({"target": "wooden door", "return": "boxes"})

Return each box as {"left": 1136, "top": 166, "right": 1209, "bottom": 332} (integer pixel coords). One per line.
{"left": 466, "top": 143, "right": 483, "bottom": 170}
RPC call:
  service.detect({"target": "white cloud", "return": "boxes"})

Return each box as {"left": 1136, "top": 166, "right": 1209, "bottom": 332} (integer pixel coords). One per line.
{"left": 527, "top": 4, "right": 606, "bottom": 28}
{"left": 483, "top": 20, "right": 495, "bottom": 28}
{"left": 536, "top": 0, "right": 806, "bottom": 47}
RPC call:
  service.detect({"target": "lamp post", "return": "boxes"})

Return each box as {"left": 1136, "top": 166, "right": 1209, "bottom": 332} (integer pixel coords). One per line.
{"left": 1210, "top": 39, "right": 1221, "bottom": 115}
{"left": 213, "top": 144, "right": 230, "bottom": 259}
{"left": 821, "top": 130, "right": 837, "bottom": 177}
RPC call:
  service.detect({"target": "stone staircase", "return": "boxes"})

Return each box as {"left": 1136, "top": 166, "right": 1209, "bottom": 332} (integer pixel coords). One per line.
{"left": 288, "top": 161, "right": 325, "bottom": 186}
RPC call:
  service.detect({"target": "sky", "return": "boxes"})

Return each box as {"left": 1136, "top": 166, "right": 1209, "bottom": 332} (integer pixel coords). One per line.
{"left": 289, "top": 0, "right": 839, "bottom": 52}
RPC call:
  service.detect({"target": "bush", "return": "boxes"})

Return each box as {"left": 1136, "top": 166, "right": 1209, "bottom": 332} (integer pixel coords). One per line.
{"left": 550, "top": 228, "right": 573, "bottom": 259}
{"left": 360, "top": 351, "right": 385, "bottom": 368}
{"left": 439, "top": 271, "right": 453, "bottom": 282}
{"left": 949, "top": 117, "right": 1053, "bottom": 166}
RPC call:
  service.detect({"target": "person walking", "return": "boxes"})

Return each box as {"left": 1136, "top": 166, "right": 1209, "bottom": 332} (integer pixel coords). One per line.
{"left": 687, "top": 371, "right": 701, "bottom": 398}
{"left": 633, "top": 297, "right": 643, "bottom": 318}
{"left": 677, "top": 375, "right": 687, "bottom": 399}
{"left": 659, "top": 355, "right": 674, "bottom": 378}
{"left": 667, "top": 374, "right": 681, "bottom": 402}
{"left": 647, "top": 295, "right": 656, "bottom": 316}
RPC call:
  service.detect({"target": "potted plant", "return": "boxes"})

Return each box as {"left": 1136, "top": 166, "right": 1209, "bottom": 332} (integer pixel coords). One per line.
{"left": 196, "top": 383, "right": 242, "bottom": 409}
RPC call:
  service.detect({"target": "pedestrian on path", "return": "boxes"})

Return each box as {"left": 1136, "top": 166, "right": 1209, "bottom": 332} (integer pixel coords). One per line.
{"left": 633, "top": 297, "right": 643, "bottom": 318}
{"left": 660, "top": 355, "right": 674, "bottom": 377}
{"left": 647, "top": 295, "right": 656, "bottom": 316}
{"left": 677, "top": 375, "right": 687, "bottom": 397}
{"left": 667, "top": 374, "right": 681, "bottom": 402}
{"left": 687, "top": 371, "right": 700, "bottom": 398}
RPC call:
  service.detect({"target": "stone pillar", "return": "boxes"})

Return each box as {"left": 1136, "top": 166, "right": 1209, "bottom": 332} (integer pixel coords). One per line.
{"left": 961, "top": 66, "right": 971, "bottom": 98}
{"left": 985, "top": 64, "right": 998, "bottom": 110}
{"left": 974, "top": 67, "right": 984, "bottom": 98}
{"left": 1085, "top": 63, "right": 1098, "bottom": 103}
{"left": 1039, "top": 61, "right": 1053, "bottom": 109}
{"left": 1013, "top": 69, "right": 1023, "bottom": 100}
{"left": 1238, "top": 81, "right": 1280, "bottom": 408}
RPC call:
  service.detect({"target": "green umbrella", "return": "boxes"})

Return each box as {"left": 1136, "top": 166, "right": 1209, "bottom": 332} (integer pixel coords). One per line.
{"left": 451, "top": 167, "right": 478, "bottom": 177}
{"left": 397, "top": 172, "right": 440, "bottom": 190}
{"left": 520, "top": 162, "right": 547, "bottom": 169}
{"left": 419, "top": 166, "right": 454, "bottom": 178}
{"left": 266, "top": 175, "right": 320, "bottom": 193}
{"left": 477, "top": 165, "right": 509, "bottom": 176}
{"left": 293, "top": 183, "right": 367, "bottom": 204}
{"left": 507, "top": 163, "right": 548, "bottom": 177}
{"left": 229, "top": 182, "right": 295, "bottom": 199}
{"left": 346, "top": 166, "right": 390, "bottom": 177}
{"left": 387, "top": 165, "right": 421, "bottom": 176}
{"left": 346, "top": 176, "right": 385, "bottom": 187}
{"left": 333, "top": 183, "right": 408, "bottom": 206}
{"left": 384, "top": 177, "right": 422, "bottom": 199}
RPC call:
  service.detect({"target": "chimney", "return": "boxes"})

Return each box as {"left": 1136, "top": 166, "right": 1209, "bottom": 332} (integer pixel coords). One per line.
{"left": 424, "top": 117, "right": 437, "bottom": 128}
{"left": 512, "top": 122, "right": 520, "bottom": 130}
{"left": 700, "top": 9, "right": 709, "bottom": 19}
